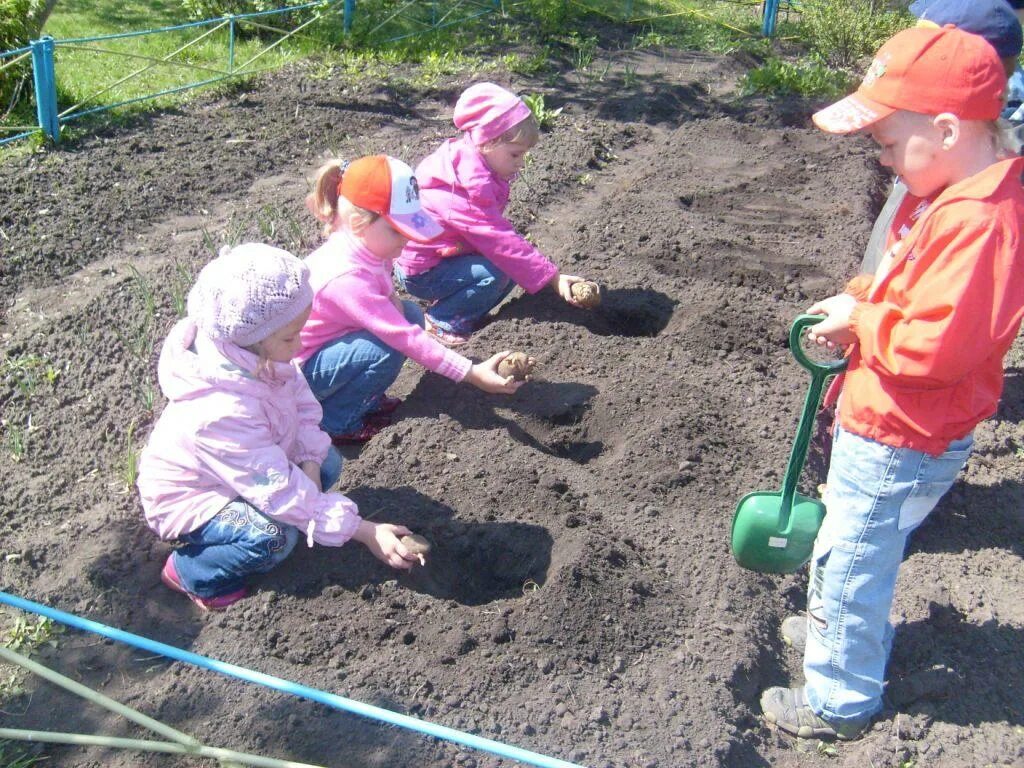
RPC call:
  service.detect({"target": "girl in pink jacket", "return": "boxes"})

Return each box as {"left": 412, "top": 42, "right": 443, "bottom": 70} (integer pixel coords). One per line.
{"left": 138, "top": 244, "right": 421, "bottom": 611}
{"left": 396, "top": 82, "right": 592, "bottom": 345}
{"left": 300, "top": 154, "right": 523, "bottom": 444}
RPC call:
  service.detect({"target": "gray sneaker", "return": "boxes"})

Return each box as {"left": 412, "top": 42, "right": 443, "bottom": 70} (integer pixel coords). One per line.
{"left": 760, "top": 686, "right": 868, "bottom": 740}
{"left": 781, "top": 615, "right": 807, "bottom": 653}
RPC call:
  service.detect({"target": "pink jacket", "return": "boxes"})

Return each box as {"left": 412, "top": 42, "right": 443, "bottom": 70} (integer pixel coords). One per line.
{"left": 137, "top": 319, "right": 362, "bottom": 545}
{"left": 298, "top": 230, "right": 472, "bottom": 381}
{"left": 397, "top": 135, "right": 558, "bottom": 292}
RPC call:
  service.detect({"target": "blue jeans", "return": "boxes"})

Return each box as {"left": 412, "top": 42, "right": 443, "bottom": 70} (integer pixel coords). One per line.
{"left": 803, "top": 425, "right": 972, "bottom": 725}
{"left": 172, "top": 447, "right": 343, "bottom": 598}
{"left": 302, "top": 300, "right": 423, "bottom": 435}
{"left": 395, "top": 255, "right": 514, "bottom": 334}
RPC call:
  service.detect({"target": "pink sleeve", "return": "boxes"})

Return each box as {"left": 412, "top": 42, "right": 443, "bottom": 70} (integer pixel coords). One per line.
{"left": 319, "top": 276, "right": 473, "bottom": 381}
{"left": 290, "top": 369, "right": 331, "bottom": 464}
{"left": 441, "top": 195, "right": 558, "bottom": 294}
{"left": 193, "top": 412, "right": 361, "bottom": 547}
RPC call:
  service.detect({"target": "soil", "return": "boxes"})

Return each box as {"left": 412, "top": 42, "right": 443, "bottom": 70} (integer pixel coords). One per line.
{"left": 1, "top": 41, "right": 1023, "bottom": 768}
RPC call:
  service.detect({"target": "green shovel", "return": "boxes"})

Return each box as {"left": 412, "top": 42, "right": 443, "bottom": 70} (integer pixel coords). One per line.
{"left": 731, "top": 314, "right": 848, "bottom": 574}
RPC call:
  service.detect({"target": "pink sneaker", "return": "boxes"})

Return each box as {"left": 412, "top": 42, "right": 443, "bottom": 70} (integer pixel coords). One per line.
{"left": 425, "top": 317, "right": 471, "bottom": 346}
{"left": 330, "top": 414, "right": 391, "bottom": 445}
{"left": 161, "top": 555, "right": 248, "bottom": 612}
{"left": 368, "top": 394, "right": 403, "bottom": 416}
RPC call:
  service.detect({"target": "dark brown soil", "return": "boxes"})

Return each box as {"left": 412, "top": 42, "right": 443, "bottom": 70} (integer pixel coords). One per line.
{"left": 1, "top": 43, "right": 1023, "bottom": 768}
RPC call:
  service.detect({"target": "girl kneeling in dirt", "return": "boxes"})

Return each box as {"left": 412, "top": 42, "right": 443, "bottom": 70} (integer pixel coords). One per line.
{"left": 300, "top": 154, "right": 522, "bottom": 444}
{"left": 138, "top": 244, "right": 421, "bottom": 611}
{"left": 760, "top": 26, "right": 1024, "bottom": 741}
{"left": 394, "top": 82, "right": 592, "bottom": 346}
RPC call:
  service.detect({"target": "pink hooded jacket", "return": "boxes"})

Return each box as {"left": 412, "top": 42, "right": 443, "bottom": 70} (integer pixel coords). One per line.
{"left": 299, "top": 230, "right": 472, "bottom": 380}
{"left": 397, "top": 135, "right": 558, "bottom": 292}
{"left": 137, "top": 318, "right": 361, "bottom": 546}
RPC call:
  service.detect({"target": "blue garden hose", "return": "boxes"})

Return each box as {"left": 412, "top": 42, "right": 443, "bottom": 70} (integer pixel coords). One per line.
{"left": 0, "top": 590, "right": 586, "bottom": 768}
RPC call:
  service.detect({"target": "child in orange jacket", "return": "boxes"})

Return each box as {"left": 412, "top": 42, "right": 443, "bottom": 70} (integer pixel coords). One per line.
{"left": 761, "top": 25, "right": 1024, "bottom": 740}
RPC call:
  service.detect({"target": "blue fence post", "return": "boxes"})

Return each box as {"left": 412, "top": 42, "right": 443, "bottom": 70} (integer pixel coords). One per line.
{"left": 228, "top": 14, "right": 236, "bottom": 71}
{"left": 344, "top": 0, "right": 355, "bottom": 34}
{"left": 30, "top": 36, "right": 60, "bottom": 142}
{"left": 762, "top": 0, "right": 780, "bottom": 37}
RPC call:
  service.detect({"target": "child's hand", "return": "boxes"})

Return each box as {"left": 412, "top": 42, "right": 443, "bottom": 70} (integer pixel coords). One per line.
{"left": 551, "top": 273, "right": 587, "bottom": 305}
{"left": 465, "top": 351, "right": 526, "bottom": 394}
{"left": 806, "top": 294, "right": 858, "bottom": 348}
{"left": 352, "top": 521, "right": 419, "bottom": 570}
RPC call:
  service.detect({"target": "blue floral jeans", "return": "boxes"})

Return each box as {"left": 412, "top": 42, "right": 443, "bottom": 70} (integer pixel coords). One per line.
{"left": 803, "top": 424, "right": 972, "bottom": 725}
{"left": 171, "top": 447, "right": 343, "bottom": 598}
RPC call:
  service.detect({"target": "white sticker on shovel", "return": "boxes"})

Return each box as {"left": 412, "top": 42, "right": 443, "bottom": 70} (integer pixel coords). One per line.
{"left": 768, "top": 537, "right": 788, "bottom": 548}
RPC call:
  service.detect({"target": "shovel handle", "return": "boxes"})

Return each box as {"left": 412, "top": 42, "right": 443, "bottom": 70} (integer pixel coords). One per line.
{"left": 789, "top": 314, "right": 849, "bottom": 376}
{"left": 777, "top": 314, "right": 849, "bottom": 522}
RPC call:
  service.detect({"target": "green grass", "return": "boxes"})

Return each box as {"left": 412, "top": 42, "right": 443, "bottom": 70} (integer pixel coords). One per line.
{"left": 0, "top": 740, "right": 46, "bottom": 768}
{"left": 29, "top": 0, "right": 346, "bottom": 137}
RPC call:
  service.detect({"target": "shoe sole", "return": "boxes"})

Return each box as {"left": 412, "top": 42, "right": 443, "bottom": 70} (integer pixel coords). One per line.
{"left": 162, "top": 560, "right": 241, "bottom": 612}
{"left": 764, "top": 711, "right": 863, "bottom": 741}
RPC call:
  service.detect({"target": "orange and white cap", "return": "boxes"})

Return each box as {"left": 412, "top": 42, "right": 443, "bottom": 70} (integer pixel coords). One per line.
{"left": 813, "top": 25, "right": 1007, "bottom": 134}
{"left": 338, "top": 155, "right": 443, "bottom": 243}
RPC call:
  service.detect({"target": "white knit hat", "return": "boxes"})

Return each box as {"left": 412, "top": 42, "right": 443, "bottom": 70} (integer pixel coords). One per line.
{"left": 187, "top": 243, "right": 313, "bottom": 347}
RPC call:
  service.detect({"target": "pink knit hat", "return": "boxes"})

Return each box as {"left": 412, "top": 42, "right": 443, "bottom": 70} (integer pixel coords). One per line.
{"left": 453, "top": 82, "right": 534, "bottom": 145}
{"left": 187, "top": 243, "right": 313, "bottom": 347}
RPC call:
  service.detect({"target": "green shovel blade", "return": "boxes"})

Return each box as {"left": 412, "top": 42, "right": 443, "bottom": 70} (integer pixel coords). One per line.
{"left": 731, "top": 491, "right": 825, "bottom": 573}
{"left": 730, "top": 314, "right": 847, "bottom": 574}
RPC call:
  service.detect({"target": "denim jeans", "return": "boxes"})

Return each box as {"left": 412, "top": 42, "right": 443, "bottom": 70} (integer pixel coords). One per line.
{"left": 172, "top": 447, "right": 343, "bottom": 598}
{"left": 803, "top": 424, "right": 973, "bottom": 725}
{"left": 395, "top": 255, "right": 514, "bottom": 334}
{"left": 302, "top": 300, "right": 423, "bottom": 435}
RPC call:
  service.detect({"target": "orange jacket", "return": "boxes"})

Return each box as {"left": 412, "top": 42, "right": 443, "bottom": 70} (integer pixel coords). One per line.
{"left": 839, "top": 157, "right": 1024, "bottom": 455}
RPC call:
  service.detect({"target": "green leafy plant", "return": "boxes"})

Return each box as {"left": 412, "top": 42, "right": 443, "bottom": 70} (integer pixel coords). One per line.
{"left": 3, "top": 612, "right": 61, "bottom": 654}
{"left": 741, "top": 56, "right": 851, "bottom": 99}
{"left": 799, "top": 0, "right": 911, "bottom": 70}
{"left": 3, "top": 416, "right": 30, "bottom": 462}
{"left": 1, "top": 353, "right": 58, "bottom": 400}
{"left": 0, "top": 0, "right": 48, "bottom": 119}
{"left": 568, "top": 33, "right": 597, "bottom": 71}
{"left": 523, "top": 93, "right": 562, "bottom": 131}
{"left": 180, "top": 0, "right": 319, "bottom": 26}
{"left": 168, "top": 258, "right": 193, "bottom": 318}
{"left": 113, "top": 265, "right": 157, "bottom": 362}
{"left": 120, "top": 419, "right": 141, "bottom": 492}
{"left": 622, "top": 62, "right": 638, "bottom": 89}
{"left": 138, "top": 381, "right": 157, "bottom": 414}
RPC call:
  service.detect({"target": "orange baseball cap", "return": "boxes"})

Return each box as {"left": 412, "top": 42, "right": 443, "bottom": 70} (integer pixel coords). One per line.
{"left": 813, "top": 25, "right": 1007, "bottom": 134}
{"left": 338, "top": 155, "right": 443, "bottom": 243}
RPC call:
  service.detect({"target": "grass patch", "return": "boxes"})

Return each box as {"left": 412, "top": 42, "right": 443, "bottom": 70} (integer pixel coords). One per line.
{"left": 741, "top": 56, "right": 851, "bottom": 98}
{"left": 0, "top": 609, "right": 64, "bottom": 711}
{"left": 0, "top": 740, "right": 46, "bottom": 768}
{"left": 42, "top": 0, "right": 344, "bottom": 128}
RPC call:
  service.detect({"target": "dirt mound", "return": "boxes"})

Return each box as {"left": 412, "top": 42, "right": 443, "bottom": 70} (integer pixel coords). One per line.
{"left": 1, "top": 48, "right": 1022, "bottom": 768}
